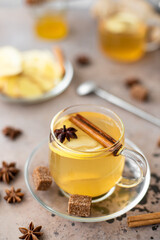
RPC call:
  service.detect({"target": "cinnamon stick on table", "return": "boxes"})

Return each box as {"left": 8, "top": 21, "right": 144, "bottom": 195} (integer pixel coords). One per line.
{"left": 128, "top": 212, "right": 160, "bottom": 228}
{"left": 69, "top": 114, "right": 122, "bottom": 154}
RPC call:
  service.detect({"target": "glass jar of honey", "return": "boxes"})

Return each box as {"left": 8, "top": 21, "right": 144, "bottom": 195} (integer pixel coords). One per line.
{"left": 29, "top": 0, "right": 68, "bottom": 40}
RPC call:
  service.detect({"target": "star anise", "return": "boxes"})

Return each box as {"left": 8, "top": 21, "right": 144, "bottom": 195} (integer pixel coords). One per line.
{"left": 19, "top": 222, "right": 43, "bottom": 240}
{"left": 2, "top": 126, "right": 22, "bottom": 140}
{"left": 0, "top": 161, "right": 19, "bottom": 184}
{"left": 76, "top": 55, "right": 91, "bottom": 66}
{"left": 125, "top": 77, "right": 141, "bottom": 88}
{"left": 54, "top": 125, "right": 77, "bottom": 143}
{"left": 4, "top": 186, "right": 24, "bottom": 203}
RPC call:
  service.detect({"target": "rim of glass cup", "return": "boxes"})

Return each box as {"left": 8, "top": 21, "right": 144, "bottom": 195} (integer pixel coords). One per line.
{"left": 24, "top": 138, "right": 150, "bottom": 222}
{"left": 50, "top": 104, "right": 125, "bottom": 155}
{"left": 27, "top": 0, "right": 68, "bottom": 10}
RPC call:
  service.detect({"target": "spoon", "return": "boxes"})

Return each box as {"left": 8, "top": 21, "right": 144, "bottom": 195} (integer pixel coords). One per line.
{"left": 77, "top": 81, "right": 160, "bottom": 128}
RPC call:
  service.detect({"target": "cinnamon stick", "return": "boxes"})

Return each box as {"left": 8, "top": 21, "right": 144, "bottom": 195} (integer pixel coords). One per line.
{"left": 69, "top": 114, "right": 122, "bottom": 154}
{"left": 128, "top": 212, "right": 160, "bottom": 227}
{"left": 53, "top": 47, "right": 65, "bottom": 77}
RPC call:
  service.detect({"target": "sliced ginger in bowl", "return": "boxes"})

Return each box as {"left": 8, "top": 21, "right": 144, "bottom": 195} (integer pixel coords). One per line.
{"left": 0, "top": 46, "right": 22, "bottom": 77}
{"left": 1, "top": 74, "right": 43, "bottom": 98}
{"left": 0, "top": 46, "right": 65, "bottom": 99}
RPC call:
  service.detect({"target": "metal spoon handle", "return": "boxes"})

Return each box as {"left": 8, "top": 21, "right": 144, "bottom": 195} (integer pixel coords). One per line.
{"left": 95, "top": 88, "right": 160, "bottom": 128}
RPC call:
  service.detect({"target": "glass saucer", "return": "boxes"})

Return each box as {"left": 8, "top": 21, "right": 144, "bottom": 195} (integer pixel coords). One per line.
{"left": 0, "top": 60, "right": 73, "bottom": 104}
{"left": 25, "top": 138, "right": 150, "bottom": 222}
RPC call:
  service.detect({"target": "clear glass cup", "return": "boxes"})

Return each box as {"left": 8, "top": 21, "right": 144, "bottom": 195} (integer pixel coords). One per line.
{"left": 93, "top": 0, "right": 160, "bottom": 62}
{"left": 29, "top": 0, "right": 68, "bottom": 40}
{"left": 98, "top": 12, "right": 160, "bottom": 62}
{"left": 49, "top": 105, "right": 149, "bottom": 202}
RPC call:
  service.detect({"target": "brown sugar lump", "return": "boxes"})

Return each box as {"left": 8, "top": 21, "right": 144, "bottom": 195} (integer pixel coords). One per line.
{"left": 68, "top": 194, "right": 92, "bottom": 217}
{"left": 130, "top": 84, "right": 149, "bottom": 101}
{"left": 33, "top": 166, "right": 52, "bottom": 191}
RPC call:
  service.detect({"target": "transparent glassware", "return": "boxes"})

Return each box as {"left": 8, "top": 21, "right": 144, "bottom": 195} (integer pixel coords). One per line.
{"left": 25, "top": 105, "right": 150, "bottom": 221}
{"left": 25, "top": 138, "right": 150, "bottom": 222}
{"left": 49, "top": 105, "right": 149, "bottom": 201}
{"left": 28, "top": 0, "right": 69, "bottom": 40}
{"left": 93, "top": 0, "right": 160, "bottom": 62}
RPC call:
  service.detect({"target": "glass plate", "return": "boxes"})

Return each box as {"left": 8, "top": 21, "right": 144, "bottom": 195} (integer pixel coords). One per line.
{"left": 0, "top": 60, "right": 73, "bottom": 104}
{"left": 25, "top": 138, "right": 150, "bottom": 222}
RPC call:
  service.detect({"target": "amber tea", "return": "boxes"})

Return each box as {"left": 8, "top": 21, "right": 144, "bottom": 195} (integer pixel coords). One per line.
{"left": 49, "top": 111, "right": 125, "bottom": 197}
{"left": 99, "top": 12, "right": 147, "bottom": 62}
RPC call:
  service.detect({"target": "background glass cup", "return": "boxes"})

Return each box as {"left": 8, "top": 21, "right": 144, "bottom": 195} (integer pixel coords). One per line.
{"left": 98, "top": 11, "right": 160, "bottom": 62}
{"left": 49, "top": 105, "right": 149, "bottom": 201}
{"left": 29, "top": 0, "right": 68, "bottom": 40}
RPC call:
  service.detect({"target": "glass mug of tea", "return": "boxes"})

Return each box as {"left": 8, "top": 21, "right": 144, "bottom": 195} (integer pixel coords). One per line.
{"left": 92, "top": 0, "right": 160, "bottom": 62}
{"left": 49, "top": 105, "right": 148, "bottom": 201}
{"left": 98, "top": 11, "right": 160, "bottom": 62}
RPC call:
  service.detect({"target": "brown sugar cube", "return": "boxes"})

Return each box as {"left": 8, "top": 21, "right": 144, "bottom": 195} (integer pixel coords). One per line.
{"left": 125, "top": 77, "right": 141, "bottom": 87}
{"left": 68, "top": 194, "right": 92, "bottom": 217}
{"left": 130, "top": 84, "right": 149, "bottom": 101}
{"left": 33, "top": 166, "right": 52, "bottom": 191}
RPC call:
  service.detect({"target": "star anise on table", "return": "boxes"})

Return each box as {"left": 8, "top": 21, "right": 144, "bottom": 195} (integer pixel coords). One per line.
{"left": 0, "top": 161, "right": 19, "bottom": 184}
{"left": 19, "top": 222, "right": 43, "bottom": 240}
{"left": 2, "top": 126, "right": 22, "bottom": 140}
{"left": 54, "top": 125, "right": 77, "bottom": 143}
{"left": 4, "top": 186, "right": 24, "bottom": 203}
{"left": 76, "top": 55, "right": 91, "bottom": 66}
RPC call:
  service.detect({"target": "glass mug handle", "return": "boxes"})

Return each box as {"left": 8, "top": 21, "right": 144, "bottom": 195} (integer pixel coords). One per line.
{"left": 145, "top": 20, "right": 160, "bottom": 52}
{"left": 117, "top": 148, "right": 148, "bottom": 188}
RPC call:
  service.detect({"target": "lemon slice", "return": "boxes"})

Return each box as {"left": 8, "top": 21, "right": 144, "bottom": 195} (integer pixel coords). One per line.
{"left": 49, "top": 142, "right": 104, "bottom": 160}
{"left": 0, "top": 46, "right": 22, "bottom": 77}
{"left": 106, "top": 12, "right": 141, "bottom": 34}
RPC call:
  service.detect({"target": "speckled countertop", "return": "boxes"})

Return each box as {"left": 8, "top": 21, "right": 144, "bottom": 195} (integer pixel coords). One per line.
{"left": 0, "top": 4, "right": 160, "bottom": 240}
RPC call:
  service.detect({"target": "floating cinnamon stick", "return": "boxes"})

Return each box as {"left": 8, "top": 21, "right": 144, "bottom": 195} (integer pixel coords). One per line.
{"left": 53, "top": 47, "right": 65, "bottom": 77}
{"left": 128, "top": 212, "right": 160, "bottom": 228}
{"left": 69, "top": 114, "right": 122, "bottom": 154}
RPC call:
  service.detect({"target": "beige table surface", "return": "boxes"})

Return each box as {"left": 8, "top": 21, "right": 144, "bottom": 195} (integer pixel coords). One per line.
{"left": 0, "top": 5, "right": 160, "bottom": 240}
